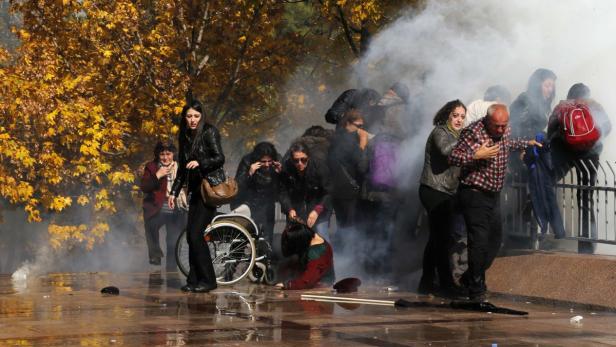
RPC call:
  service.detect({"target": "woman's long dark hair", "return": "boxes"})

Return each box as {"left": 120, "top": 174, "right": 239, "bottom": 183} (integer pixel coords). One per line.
{"left": 433, "top": 99, "right": 466, "bottom": 126}
{"left": 281, "top": 221, "right": 315, "bottom": 261}
{"left": 527, "top": 68, "right": 557, "bottom": 107}
{"left": 178, "top": 99, "right": 207, "bottom": 144}
{"left": 249, "top": 141, "right": 278, "bottom": 162}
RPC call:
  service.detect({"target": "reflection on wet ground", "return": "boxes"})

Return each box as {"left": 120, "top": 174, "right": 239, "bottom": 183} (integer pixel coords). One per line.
{"left": 1, "top": 272, "right": 616, "bottom": 346}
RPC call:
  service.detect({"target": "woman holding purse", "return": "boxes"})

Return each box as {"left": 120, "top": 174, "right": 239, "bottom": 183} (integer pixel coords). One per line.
{"left": 169, "top": 99, "right": 225, "bottom": 293}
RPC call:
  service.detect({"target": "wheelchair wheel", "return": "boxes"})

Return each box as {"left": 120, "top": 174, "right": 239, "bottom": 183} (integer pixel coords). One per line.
{"left": 205, "top": 221, "right": 256, "bottom": 285}
{"left": 175, "top": 229, "right": 190, "bottom": 277}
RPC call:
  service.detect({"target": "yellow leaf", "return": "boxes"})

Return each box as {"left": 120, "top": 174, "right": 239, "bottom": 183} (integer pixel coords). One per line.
{"left": 77, "top": 195, "right": 89, "bottom": 206}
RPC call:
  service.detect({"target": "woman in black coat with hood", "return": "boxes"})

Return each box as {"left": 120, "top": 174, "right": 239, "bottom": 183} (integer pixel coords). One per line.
{"left": 169, "top": 99, "right": 225, "bottom": 293}
{"left": 509, "top": 68, "right": 557, "bottom": 238}
{"left": 510, "top": 68, "right": 557, "bottom": 138}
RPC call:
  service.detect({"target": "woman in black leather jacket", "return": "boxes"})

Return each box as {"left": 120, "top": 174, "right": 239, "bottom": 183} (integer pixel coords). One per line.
{"left": 418, "top": 99, "right": 466, "bottom": 296}
{"left": 327, "top": 110, "right": 367, "bottom": 248}
{"left": 169, "top": 99, "right": 225, "bottom": 293}
{"left": 279, "top": 142, "right": 332, "bottom": 241}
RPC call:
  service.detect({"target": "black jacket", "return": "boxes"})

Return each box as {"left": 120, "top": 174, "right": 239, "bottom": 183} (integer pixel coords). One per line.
{"left": 325, "top": 88, "right": 381, "bottom": 125}
{"left": 231, "top": 153, "right": 280, "bottom": 210}
{"left": 327, "top": 129, "right": 363, "bottom": 199}
{"left": 171, "top": 123, "right": 225, "bottom": 197}
{"left": 279, "top": 158, "right": 332, "bottom": 219}
{"left": 282, "top": 134, "right": 332, "bottom": 166}
{"left": 510, "top": 92, "right": 551, "bottom": 138}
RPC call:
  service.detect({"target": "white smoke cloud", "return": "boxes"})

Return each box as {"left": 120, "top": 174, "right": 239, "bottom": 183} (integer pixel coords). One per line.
{"left": 356, "top": 0, "right": 616, "bottom": 148}
{"left": 318, "top": 0, "right": 616, "bottom": 268}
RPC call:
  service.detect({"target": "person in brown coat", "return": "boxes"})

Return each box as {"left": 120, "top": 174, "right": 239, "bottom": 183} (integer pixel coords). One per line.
{"left": 140, "top": 141, "right": 187, "bottom": 270}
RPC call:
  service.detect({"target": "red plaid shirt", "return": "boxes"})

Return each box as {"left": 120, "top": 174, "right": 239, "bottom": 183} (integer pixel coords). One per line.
{"left": 448, "top": 119, "right": 528, "bottom": 192}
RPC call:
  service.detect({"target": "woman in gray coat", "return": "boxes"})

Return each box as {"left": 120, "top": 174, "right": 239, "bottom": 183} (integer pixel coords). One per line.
{"left": 417, "top": 100, "right": 466, "bottom": 296}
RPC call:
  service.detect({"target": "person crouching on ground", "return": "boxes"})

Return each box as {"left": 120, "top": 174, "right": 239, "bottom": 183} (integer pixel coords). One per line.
{"left": 279, "top": 142, "right": 333, "bottom": 241}
{"left": 275, "top": 221, "right": 335, "bottom": 290}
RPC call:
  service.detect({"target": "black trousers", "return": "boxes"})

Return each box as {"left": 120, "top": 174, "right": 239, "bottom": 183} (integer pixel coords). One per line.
{"left": 249, "top": 203, "right": 276, "bottom": 246}
{"left": 458, "top": 186, "right": 502, "bottom": 296}
{"left": 332, "top": 197, "right": 358, "bottom": 228}
{"left": 144, "top": 210, "right": 186, "bottom": 270}
{"left": 186, "top": 191, "right": 217, "bottom": 286}
{"left": 573, "top": 156, "right": 599, "bottom": 240}
{"left": 418, "top": 185, "right": 455, "bottom": 290}
{"left": 332, "top": 197, "right": 358, "bottom": 251}
{"left": 552, "top": 140, "right": 600, "bottom": 250}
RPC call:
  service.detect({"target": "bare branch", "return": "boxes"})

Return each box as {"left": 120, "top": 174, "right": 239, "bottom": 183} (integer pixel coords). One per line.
{"left": 195, "top": 2, "right": 210, "bottom": 48}
{"left": 212, "top": 2, "right": 265, "bottom": 125}
{"left": 336, "top": 5, "right": 359, "bottom": 57}
{"left": 195, "top": 54, "right": 210, "bottom": 77}
{"left": 101, "top": 150, "right": 127, "bottom": 157}
{"left": 177, "top": 5, "right": 191, "bottom": 55}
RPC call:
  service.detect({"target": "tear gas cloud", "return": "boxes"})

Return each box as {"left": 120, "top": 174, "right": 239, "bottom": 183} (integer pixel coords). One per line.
{"left": 9, "top": 0, "right": 616, "bottom": 278}
{"left": 356, "top": 0, "right": 616, "bottom": 159}
{"left": 331, "top": 0, "right": 616, "bottom": 277}
{"left": 8, "top": 208, "right": 151, "bottom": 279}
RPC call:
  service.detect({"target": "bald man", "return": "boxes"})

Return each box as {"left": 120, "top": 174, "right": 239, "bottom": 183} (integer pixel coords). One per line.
{"left": 448, "top": 104, "right": 541, "bottom": 301}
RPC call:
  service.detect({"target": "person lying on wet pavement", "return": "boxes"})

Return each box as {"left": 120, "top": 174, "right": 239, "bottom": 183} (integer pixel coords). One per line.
{"left": 275, "top": 221, "right": 335, "bottom": 290}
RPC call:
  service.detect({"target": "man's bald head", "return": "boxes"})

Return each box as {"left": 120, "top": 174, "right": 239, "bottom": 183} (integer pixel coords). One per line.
{"left": 485, "top": 104, "right": 509, "bottom": 139}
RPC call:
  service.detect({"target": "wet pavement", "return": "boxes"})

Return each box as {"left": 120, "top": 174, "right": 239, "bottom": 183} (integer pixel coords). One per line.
{"left": 2, "top": 272, "right": 616, "bottom": 346}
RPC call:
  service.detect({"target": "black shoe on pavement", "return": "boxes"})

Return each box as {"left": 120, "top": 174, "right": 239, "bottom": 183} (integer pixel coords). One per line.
{"left": 192, "top": 283, "right": 217, "bottom": 293}
{"left": 417, "top": 279, "right": 435, "bottom": 295}
{"left": 438, "top": 285, "right": 469, "bottom": 300}
{"left": 180, "top": 284, "right": 194, "bottom": 292}
{"left": 468, "top": 292, "right": 488, "bottom": 303}
{"left": 149, "top": 258, "right": 161, "bottom": 266}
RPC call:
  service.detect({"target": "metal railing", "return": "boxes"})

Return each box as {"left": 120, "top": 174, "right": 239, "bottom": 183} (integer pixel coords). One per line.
{"left": 502, "top": 158, "right": 616, "bottom": 250}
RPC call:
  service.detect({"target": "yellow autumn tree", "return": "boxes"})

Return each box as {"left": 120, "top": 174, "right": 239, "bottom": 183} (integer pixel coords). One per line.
{"left": 0, "top": 0, "right": 306, "bottom": 247}
{"left": 0, "top": 0, "right": 418, "bottom": 249}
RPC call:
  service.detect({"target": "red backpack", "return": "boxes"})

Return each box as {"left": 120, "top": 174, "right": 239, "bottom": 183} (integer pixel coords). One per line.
{"left": 557, "top": 101, "right": 600, "bottom": 151}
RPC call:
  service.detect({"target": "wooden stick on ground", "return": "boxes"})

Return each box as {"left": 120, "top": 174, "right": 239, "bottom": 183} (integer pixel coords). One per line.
{"left": 300, "top": 294, "right": 529, "bottom": 315}
{"left": 301, "top": 294, "right": 395, "bottom": 306}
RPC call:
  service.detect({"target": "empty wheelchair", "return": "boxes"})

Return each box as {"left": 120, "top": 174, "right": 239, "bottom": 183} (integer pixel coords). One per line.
{"left": 175, "top": 213, "right": 276, "bottom": 285}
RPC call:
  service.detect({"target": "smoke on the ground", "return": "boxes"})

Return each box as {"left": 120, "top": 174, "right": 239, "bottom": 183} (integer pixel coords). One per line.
{"left": 8, "top": 209, "right": 152, "bottom": 279}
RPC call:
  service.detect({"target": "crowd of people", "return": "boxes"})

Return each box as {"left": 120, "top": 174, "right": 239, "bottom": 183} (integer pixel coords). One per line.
{"left": 139, "top": 68, "right": 611, "bottom": 300}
